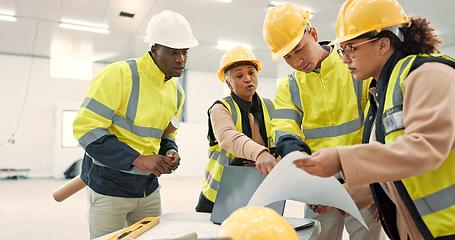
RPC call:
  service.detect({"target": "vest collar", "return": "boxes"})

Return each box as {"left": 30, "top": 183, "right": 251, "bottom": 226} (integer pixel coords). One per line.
{"left": 144, "top": 51, "right": 169, "bottom": 82}
{"left": 230, "top": 92, "right": 261, "bottom": 111}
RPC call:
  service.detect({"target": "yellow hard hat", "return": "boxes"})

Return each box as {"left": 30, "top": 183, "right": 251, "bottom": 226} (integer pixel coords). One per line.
{"left": 216, "top": 206, "right": 299, "bottom": 240}
{"left": 217, "top": 45, "right": 261, "bottom": 82}
{"left": 263, "top": 4, "right": 311, "bottom": 61}
{"left": 330, "top": 0, "right": 410, "bottom": 45}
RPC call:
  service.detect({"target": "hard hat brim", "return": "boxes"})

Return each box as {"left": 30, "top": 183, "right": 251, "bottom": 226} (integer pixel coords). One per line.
{"left": 330, "top": 20, "right": 410, "bottom": 45}
{"left": 269, "top": 25, "right": 306, "bottom": 61}
{"left": 217, "top": 60, "right": 262, "bottom": 82}
{"left": 155, "top": 38, "right": 199, "bottom": 49}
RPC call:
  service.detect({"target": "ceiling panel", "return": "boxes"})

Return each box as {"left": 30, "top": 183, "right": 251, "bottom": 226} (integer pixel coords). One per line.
{"left": 0, "top": 0, "right": 453, "bottom": 79}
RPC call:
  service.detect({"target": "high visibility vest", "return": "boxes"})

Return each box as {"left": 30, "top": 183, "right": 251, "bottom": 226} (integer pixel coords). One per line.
{"left": 202, "top": 95, "right": 275, "bottom": 202}
{"left": 383, "top": 54, "right": 455, "bottom": 238}
{"left": 272, "top": 45, "right": 370, "bottom": 152}
{"left": 74, "top": 53, "right": 184, "bottom": 175}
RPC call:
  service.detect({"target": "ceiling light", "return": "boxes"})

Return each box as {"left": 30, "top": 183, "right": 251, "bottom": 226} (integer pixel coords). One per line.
{"left": 268, "top": 1, "right": 314, "bottom": 17}
{"left": 59, "top": 22, "right": 109, "bottom": 34}
{"left": 216, "top": 41, "right": 252, "bottom": 51}
{"left": 0, "top": 14, "right": 16, "bottom": 22}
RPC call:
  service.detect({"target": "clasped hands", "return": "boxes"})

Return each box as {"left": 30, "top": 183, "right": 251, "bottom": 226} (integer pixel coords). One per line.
{"left": 132, "top": 149, "right": 180, "bottom": 177}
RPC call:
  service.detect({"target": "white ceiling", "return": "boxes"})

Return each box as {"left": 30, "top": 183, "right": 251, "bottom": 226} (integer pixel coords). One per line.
{"left": 1, "top": 0, "right": 454, "bottom": 79}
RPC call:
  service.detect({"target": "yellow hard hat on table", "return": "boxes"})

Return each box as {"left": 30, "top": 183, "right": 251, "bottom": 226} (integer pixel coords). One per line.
{"left": 216, "top": 206, "right": 299, "bottom": 240}
{"left": 330, "top": 0, "right": 410, "bottom": 45}
{"left": 263, "top": 4, "right": 311, "bottom": 61}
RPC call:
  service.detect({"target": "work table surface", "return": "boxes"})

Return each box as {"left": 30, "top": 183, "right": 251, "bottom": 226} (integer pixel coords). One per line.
{"left": 98, "top": 212, "right": 321, "bottom": 240}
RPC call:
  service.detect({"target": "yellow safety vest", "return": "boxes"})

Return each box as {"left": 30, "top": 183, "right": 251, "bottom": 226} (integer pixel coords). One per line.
{"left": 272, "top": 45, "right": 371, "bottom": 152}
{"left": 202, "top": 95, "right": 275, "bottom": 202}
{"left": 73, "top": 53, "right": 184, "bottom": 175}
{"left": 383, "top": 54, "right": 455, "bottom": 238}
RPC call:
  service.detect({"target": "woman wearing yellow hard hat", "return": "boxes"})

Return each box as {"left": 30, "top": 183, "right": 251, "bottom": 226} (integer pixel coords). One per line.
{"left": 294, "top": 0, "right": 455, "bottom": 239}
{"left": 195, "top": 46, "right": 278, "bottom": 213}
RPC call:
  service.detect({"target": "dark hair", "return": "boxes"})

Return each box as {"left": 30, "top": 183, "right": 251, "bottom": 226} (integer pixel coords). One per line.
{"left": 399, "top": 16, "right": 441, "bottom": 54}
{"left": 377, "top": 16, "right": 441, "bottom": 55}
{"left": 356, "top": 16, "right": 442, "bottom": 55}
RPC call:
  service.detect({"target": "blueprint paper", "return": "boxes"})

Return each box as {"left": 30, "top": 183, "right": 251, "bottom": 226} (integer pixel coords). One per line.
{"left": 248, "top": 151, "right": 367, "bottom": 228}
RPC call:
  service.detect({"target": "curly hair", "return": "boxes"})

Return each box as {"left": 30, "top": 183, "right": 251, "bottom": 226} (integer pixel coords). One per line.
{"left": 399, "top": 16, "right": 441, "bottom": 54}
{"left": 371, "top": 16, "right": 441, "bottom": 55}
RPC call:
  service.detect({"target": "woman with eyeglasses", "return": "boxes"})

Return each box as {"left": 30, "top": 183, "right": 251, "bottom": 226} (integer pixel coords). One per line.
{"left": 293, "top": 0, "right": 455, "bottom": 239}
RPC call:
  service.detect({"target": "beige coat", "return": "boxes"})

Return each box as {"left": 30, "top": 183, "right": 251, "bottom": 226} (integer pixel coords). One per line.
{"left": 337, "top": 62, "right": 455, "bottom": 239}
{"left": 210, "top": 103, "right": 269, "bottom": 162}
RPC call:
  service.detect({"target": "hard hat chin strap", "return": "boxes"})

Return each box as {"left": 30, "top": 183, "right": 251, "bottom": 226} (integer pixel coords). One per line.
{"left": 304, "top": 24, "right": 311, "bottom": 33}
{"left": 373, "top": 25, "right": 405, "bottom": 42}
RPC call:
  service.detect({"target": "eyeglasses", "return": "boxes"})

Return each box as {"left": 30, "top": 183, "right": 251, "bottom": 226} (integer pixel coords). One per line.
{"left": 337, "top": 38, "right": 378, "bottom": 59}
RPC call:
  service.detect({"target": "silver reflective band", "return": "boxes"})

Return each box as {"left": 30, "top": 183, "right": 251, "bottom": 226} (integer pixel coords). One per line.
{"left": 223, "top": 97, "right": 237, "bottom": 124}
{"left": 287, "top": 72, "right": 364, "bottom": 140}
{"left": 262, "top": 98, "right": 275, "bottom": 120}
{"left": 288, "top": 72, "right": 303, "bottom": 113}
{"left": 303, "top": 117, "right": 363, "bottom": 140}
{"left": 205, "top": 169, "right": 220, "bottom": 192}
{"left": 275, "top": 130, "right": 301, "bottom": 144}
{"left": 383, "top": 110, "right": 404, "bottom": 135}
{"left": 125, "top": 60, "right": 140, "bottom": 122}
{"left": 206, "top": 149, "right": 232, "bottom": 190}
{"left": 273, "top": 109, "right": 303, "bottom": 126}
{"left": 112, "top": 114, "right": 164, "bottom": 139}
{"left": 209, "top": 149, "right": 231, "bottom": 166}
{"left": 81, "top": 98, "right": 164, "bottom": 140}
{"left": 413, "top": 183, "right": 455, "bottom": 217}
{"left": 78, "top": 128, "right": 110, "bottom": 149}
{"left": 88, "top": 154, "right": 151, "bottom": 176}
{"left": 383, "top": 57, "right": 413, "bottom": 135}
{"left": 81, "top": 97, "right": 114, "bottom": 120}
{"left": 392, "top": 57, "right": 413, "bottom": 106}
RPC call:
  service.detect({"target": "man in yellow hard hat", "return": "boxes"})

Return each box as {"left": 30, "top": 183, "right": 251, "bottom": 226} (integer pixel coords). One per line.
{"left": 73, "top": 10, "right": 198, "bottom": 239}
{"left": 263, "top": 4, "right": 386, "bottom": 240}
{"left": 195, "top": 46, "right": 277, "bottom": 213}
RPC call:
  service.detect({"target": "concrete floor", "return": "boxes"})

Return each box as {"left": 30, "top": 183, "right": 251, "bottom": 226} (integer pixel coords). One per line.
{"left": 0, "top": 175, "right": 348, "bottom": 240}
{"left": 0, "top": 175, "right": 206, "bottom": 240}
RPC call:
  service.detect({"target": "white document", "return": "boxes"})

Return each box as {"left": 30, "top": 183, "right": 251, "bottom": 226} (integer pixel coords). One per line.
{"left": 248, "top": 151, "right": 367, "bottom": 228}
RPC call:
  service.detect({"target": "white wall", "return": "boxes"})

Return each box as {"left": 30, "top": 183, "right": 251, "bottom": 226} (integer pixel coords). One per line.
{"left": 0, "top": 54, "right": 279, "bottom": 178}
{"left": 442, "top": 45, "right": 455, "bottom": 58}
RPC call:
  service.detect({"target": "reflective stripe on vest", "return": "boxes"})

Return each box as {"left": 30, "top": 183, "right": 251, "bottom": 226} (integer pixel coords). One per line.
{"left": 81, "top": 59, "right": 182, "bottom": 175}
{"left": 202, "top": 95, "right": 274, "bottom": 202}
{"left": 384, "top": 54, "right": 455, "bottom": 238}
{"left": 285, "top": 71, "right": 364, "bottom": 140}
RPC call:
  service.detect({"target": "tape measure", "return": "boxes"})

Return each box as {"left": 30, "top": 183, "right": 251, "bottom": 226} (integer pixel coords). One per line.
{"left": 105, "top": 217, "right": 160, "bottom": 240}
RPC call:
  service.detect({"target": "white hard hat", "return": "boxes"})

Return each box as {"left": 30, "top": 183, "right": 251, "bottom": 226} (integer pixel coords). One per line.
{"left": 144, "top": 10, "right": 199, "bottom": 49}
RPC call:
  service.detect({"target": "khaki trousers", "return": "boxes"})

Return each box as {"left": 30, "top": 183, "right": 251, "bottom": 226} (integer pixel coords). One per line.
{"left": 87, "top": 187, "right": 161, "bottom": 239}
{"left": 304, "top": 205, "right": 387, "bottom": 240}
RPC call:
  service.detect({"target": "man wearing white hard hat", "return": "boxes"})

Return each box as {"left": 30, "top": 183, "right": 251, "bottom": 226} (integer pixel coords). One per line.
{"left": 73, "top": 10, "right": 198, "bottom": 239}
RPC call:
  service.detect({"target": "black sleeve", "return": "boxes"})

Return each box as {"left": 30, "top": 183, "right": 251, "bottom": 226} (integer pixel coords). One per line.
{"left": 85, "top": 134, "right": 140, "bottom": 171}
{"left": 275, "top": 134, "right": 312, "bottom": 158}
{"left": 158, "top": 137, "right": 178, "bottom": 156}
